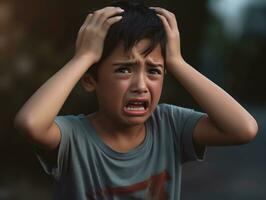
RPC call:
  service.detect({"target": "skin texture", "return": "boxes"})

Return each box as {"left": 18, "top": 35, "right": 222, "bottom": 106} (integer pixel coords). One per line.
{"left": 75, "top": 6, "right": 124, "bottom": 62}
{"left": 14, "top": 6, "right": 258, "bottom": 152}
{"left": 14, "top": 7, "right": 126, "bottom": 150}
{"left": 152, "top": 7, "right": 258, "bottom": 146}
{"left": 83, "top": 39, "right": 164, "bottom": 152}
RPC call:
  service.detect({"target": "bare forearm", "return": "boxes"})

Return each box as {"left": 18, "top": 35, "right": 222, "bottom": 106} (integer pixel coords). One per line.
{"left": 14, "top": 56, "right": 93, "bottom": 132}
{"left": 152, "top": 6, "right": 257, "bottom": 144}
{"left": 170, "top": 59, "right": 257, "bottom": 134}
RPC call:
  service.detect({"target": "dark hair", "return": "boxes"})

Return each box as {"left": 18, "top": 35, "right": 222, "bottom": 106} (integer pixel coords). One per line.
{"left": 87, "top": 0, "right": 166, "bottom": 80}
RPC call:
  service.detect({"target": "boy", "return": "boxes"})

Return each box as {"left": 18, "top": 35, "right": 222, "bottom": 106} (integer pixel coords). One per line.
{"left": 14, "top": 1, "right": 258, "bottom": 199}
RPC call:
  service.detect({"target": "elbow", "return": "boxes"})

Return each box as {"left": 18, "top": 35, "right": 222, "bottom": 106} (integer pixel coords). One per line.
{"left": 14, "top": 114, "right": 41, "bottom": 143}
{"left": 14, "top": 112, "right": 36, "bottom": 136}
{"left": 14, "top": 114, "right": 28, "bottom": 135}
{"left": 14, "top": 112, "right": 50, "bottom": 143}
{"left": 14, "top": 112, "right": 25, "bottom": 131}
{"left": 239, "top": 119, "right": 259, "bottom": 144}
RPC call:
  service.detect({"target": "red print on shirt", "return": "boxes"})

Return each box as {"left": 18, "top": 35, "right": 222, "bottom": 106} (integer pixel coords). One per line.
{"left": 86, "top": 170, "right": 171, "bottom": 199}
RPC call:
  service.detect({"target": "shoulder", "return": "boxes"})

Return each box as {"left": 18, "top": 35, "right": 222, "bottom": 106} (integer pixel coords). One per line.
{"left": 153, "top": 103, "right": 196, "bottom": 118}
{"left": 152, "top": 103, "right": 206, "bottom": 130}
{"left": 55, "top": 114, "right": 85, "bottom": 130}
{"left": 53, "top": 114, "right": 91, "bottom": 143}
{"left": 150, "top": 103, "right": 188, "bottom": 126}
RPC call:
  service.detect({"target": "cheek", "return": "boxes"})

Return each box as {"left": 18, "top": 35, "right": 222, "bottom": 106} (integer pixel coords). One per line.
{"left": 150, "top": 80, "right": 163, "bottom": 102}
{"left": 150, "top": 79, "right": 163, "bottom": 93}
{"left": 97, "top": 80, "right": 129, "bottom": 105}
{"left": 106, "top": 81, "right": 129, "bottom": 100}
{"left": 98, "top": 75, "right": 129, "bottom": 92}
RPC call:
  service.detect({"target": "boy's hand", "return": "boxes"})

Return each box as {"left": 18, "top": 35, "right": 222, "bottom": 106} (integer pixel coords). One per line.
{"left": 74, "top": 6, "right": 124, "bottom": 64}
{"left": 151, "top": 7, "right": 185, "bottom": 71}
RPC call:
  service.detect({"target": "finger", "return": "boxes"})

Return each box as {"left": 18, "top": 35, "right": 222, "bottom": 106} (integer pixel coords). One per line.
{"left": 150, "top": 7, "right": 178, "bottom": 30}
{"left": 76, "top": 7, "right": 123, "bottom": 48}
{"left": 93, "top": 6, "right": 118, "bottom": 15}
{"left": 83, "top": 13, "right": 93, "bottom": 26}
{"left": 151, "top": 7, "right": 176, "bottom": 28}
{"left": 94, "top": 6, "right": 124, "bottom": 14}
{"left": 76, "top": 13, "right": 93, "bottom": 49}
{"left": 76, "top": 24, "right": 86, "bottom": 49}
{"left": 76, "top": 21, "right": 86, "bottom": 49}
{"left": 156, "top": 14, "right": 171, "bottom": 33}
{"left": 80, "top": 13, "right": 93, "bottom": 30}
{"left": 92, "top": 7, "right": 124, "bottom": 26}
{"left": 103, "top": 15, "right": 122, "bottom": 31}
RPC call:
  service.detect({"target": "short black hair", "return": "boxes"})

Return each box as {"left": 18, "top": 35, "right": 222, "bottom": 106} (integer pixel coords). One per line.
{"left": 87, "top": 0, "right": 166, "bottom": 80}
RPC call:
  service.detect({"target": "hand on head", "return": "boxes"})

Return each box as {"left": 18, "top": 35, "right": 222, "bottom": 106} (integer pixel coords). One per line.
{"left": 75, "top": 7, "right": 124, "bottom": 63}
{"left": 150, "top": 7, "right": 184, "bottom": 71}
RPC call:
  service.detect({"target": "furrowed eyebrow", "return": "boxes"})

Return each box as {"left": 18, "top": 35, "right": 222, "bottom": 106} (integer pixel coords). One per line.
{"left": 146, "top": 61, "right": 164, "bottom": 68}
{"left": 112, "top": 60, "right": 164, "bottom": 68}
{"left": 112, "top": 60, "right": 139, "bottom": 66}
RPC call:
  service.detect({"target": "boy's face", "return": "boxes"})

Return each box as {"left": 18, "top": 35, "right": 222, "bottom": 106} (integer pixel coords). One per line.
{"left": 93, "top": 39, "right": 164, "bottom": 127}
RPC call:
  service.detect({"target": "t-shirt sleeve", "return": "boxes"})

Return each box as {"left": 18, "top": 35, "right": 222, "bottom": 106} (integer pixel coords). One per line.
{"left": 163, "top": 104, "right": 208, "bottom": 164}
{"left": 35, "top": 115, "right": 74, "bottom": 180}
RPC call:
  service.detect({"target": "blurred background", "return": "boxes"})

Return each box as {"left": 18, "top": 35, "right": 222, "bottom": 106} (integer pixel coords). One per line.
{"left": 0, "top": 0, "right": 265, "bottom": 199}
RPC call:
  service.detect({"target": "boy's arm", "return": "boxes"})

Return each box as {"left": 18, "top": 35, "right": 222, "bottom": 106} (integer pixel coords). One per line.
{"left": 153, "top": 7, "right": 258, "bottom": 146}
{"left": 14, "top": 7, "right": 124, "bottom": 150}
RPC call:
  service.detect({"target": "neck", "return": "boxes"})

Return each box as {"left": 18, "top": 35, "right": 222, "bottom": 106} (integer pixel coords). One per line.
{"left": 88, "top": 111, "right": 145, "bottom": 141}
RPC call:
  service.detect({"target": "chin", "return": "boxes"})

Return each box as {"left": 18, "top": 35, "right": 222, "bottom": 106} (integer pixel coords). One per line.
{"left": 121, "top": 115, "right": 150, "bottom": 126}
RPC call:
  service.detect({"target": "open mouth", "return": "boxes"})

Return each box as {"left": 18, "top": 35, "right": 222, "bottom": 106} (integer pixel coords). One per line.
{"left": 124, "top": 99, "right": 149, "bottom": 112}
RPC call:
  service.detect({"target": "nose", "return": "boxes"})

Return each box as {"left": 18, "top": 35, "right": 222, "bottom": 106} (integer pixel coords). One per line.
{"left": 131, "top": 72, "right": 148, "bottom": 94}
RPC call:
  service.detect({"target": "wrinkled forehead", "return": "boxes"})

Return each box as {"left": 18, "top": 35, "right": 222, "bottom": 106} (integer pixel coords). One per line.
{"left": 110, "top": 39, "right": 164, "bottom": 63}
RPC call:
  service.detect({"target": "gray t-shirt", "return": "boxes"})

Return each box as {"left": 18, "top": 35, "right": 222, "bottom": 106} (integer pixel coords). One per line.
{"left": 36, "top": 103, "right": 207, "bottom": 200}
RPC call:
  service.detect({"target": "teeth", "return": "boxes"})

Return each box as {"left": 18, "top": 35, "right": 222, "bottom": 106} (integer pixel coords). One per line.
{"left": 131, "top": 102, "right": 143, "bottom": 105}
{"left": 126, "top": 106, "right": 145, "bottom": 111}
{"left": 125, "top": 100, "right": 148, "bottom": 111}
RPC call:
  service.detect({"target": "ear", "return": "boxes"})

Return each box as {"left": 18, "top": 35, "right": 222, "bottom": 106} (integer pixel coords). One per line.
{"left": 80, "top": 74, "right": 97, "bottom": 92}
